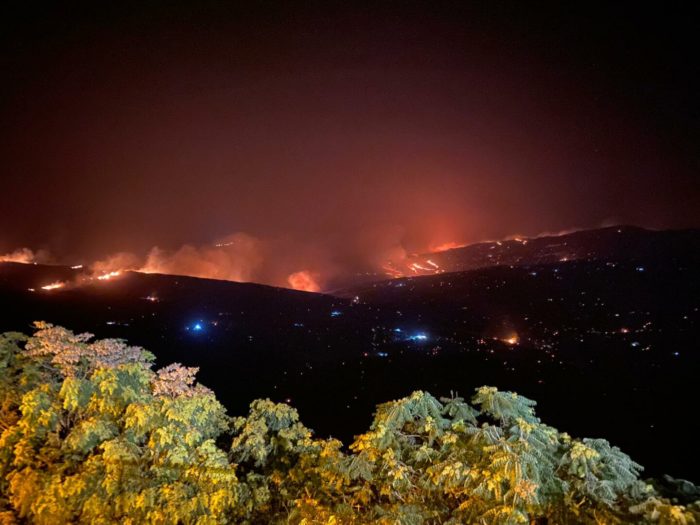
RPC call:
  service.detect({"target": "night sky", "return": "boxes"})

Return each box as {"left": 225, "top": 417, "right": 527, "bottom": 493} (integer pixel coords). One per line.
{"left": 2, "top": 2, "right": 699, "bottom": 288}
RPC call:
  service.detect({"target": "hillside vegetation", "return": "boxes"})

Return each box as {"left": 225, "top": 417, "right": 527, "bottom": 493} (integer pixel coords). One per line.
{"left": 0, "top": 323, "right": 697, "bottom": 524}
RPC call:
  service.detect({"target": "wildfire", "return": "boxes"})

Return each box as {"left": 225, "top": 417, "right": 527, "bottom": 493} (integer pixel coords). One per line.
{"left": 34, "top": 268, "right": 126, "bottom": 293}
{"left": 382, "top": 257, "right": 444, "bottom": 279}
{"left": 503, "top": 334, "right": 519, "bottom": 346}
{"left": 0, "top": 248, "right": 35, "bottom": 264}
{"left": 430, "top": 241, "right": 467, "bottom": 253}
{"left": 97, "top": 271, "right": 121, "bottom": 280}
{"left": 41, "top": 281, "right": 65, "bottom": 291}
{"left": 409, "top": 262, "right": 433, "bottom": 273}
{"left": 382, "top": 263, "right": 404, "bottom": 278}
{"left": 287, "top": 270, "right": 321, "bottom": 292}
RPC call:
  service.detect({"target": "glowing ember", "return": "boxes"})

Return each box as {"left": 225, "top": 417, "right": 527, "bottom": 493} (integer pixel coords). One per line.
{"left": 41, "top": 281, "right": 65, "bottom": 291}
{"left": 70, "top": 264, "right": 83, "bottom": 269}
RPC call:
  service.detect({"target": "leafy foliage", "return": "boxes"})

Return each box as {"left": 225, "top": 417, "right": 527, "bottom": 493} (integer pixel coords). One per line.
{"left": 0, "top": 323, "right": 697, "bottom": 524}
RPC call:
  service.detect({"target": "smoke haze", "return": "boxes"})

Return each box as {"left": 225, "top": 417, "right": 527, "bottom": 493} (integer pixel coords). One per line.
{"left": 1, "top": 3, "right": 698, "bottom": 287}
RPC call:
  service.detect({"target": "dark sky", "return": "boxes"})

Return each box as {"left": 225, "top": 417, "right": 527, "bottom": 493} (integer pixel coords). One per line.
{"left": 1, "top": 2, "right": 699, "bottom": 286}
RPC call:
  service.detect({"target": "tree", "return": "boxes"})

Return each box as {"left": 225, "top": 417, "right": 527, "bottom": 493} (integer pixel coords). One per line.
{"left": 0, "top": 323, "right": 235, "bottom": 524}
{"left": 0, "top": 323, "right": 698, "bottom": 524}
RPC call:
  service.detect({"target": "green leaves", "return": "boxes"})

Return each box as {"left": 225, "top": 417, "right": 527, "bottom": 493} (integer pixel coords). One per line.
{"left": 558, "top": 437, "right": 644, "bottom": 512}
{"left": 59, "top": 376, "right": 93, "bottom": 412}
{"left": 0, "top": 324, "right": 698, "bottom": 524}
{"left": 231, "top": 399, "right": 310, "bottom": 468}
{"left": 0, "top": 325, "right": 239, "bottom": 524}
{"left": 64, "top": 418, "right": 118, "bottom": 455}
{"left": 472, "top": 386, "right": 538, "bottom": 424}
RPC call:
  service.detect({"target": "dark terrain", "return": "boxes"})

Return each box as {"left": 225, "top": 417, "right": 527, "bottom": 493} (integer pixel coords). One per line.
{"left": 1, "top": 226, "right": 698, "bottom": 481}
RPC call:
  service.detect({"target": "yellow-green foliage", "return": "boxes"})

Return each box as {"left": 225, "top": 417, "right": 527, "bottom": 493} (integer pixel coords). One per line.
{"left": 0, "top": 323, "right": 698, "bottom": 524}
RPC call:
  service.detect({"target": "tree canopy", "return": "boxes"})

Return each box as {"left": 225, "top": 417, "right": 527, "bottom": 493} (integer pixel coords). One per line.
{"left": 0, "top": 323, "right": 697, "bottom": 524}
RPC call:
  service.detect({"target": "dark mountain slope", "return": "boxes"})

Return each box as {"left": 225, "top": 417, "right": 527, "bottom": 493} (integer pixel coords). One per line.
{"left": 0, "top": 226, "right": 699, "bottom": 480}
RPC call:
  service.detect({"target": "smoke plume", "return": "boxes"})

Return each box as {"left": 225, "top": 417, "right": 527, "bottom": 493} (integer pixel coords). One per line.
{"left": 0, "top": 248, "right": 50, "bottom": 264}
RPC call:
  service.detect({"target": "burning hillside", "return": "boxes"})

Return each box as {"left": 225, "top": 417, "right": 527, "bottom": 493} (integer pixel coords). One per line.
{"left": 3, "top": 226, "right": 693, "bottom": 293}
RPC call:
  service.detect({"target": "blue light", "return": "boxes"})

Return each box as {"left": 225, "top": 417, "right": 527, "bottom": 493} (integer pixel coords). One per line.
{"left": 393, "top": 328, "right": 402, "bottom": 333}
{"left": 192, "top": 323, "right": 203, "bottom": 331}
{"left": 330, "top": 310, "right": 342, "bottom": 317}
{"left": 407, "top": 333, "right": 429, "bottom": 342}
